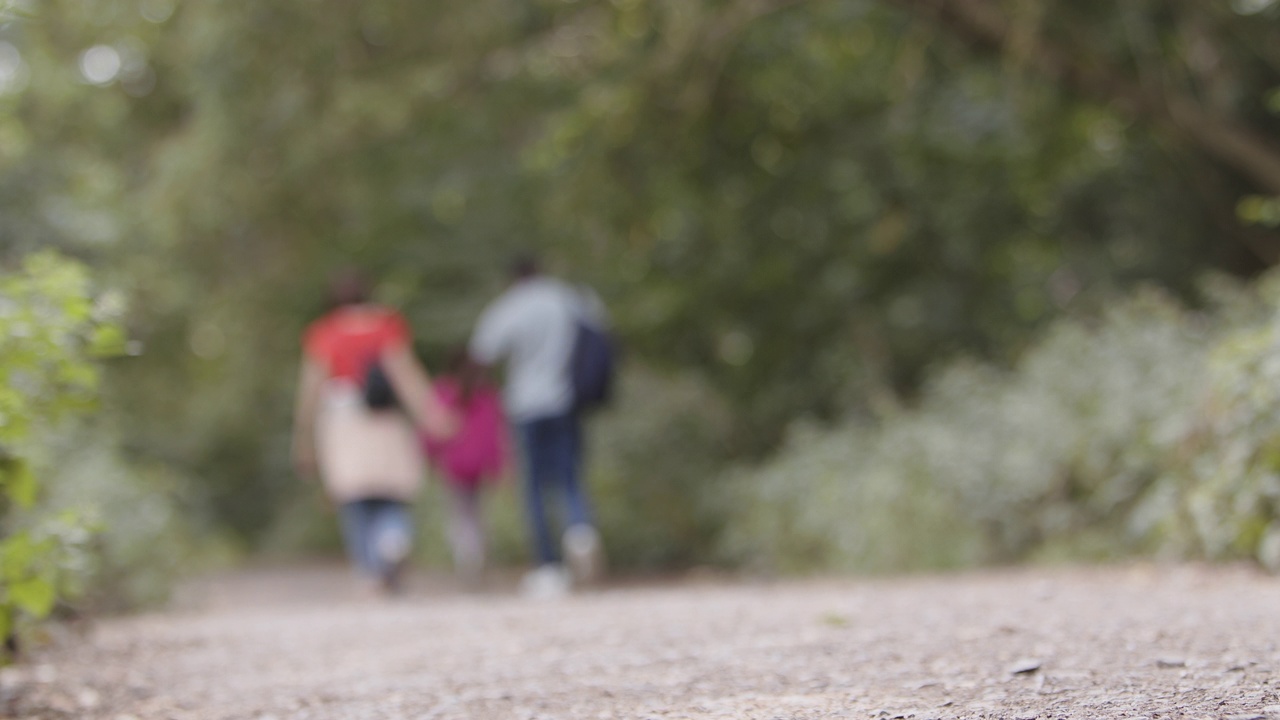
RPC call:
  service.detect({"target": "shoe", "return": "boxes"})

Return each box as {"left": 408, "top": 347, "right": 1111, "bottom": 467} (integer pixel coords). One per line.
{"left": 520, "top": 564, "right": 570, "bottom": 600}
{"left": 562, "top": 524, "right": 604, "bottom": 587}
{"left": 452, "top": 546, "right": 485, "bottom": 592}
{"left": 449, "top": 528, "right": 486, "bottom": 588}
{"left": 376, "top": 528, "right": 411, "bottom": 595}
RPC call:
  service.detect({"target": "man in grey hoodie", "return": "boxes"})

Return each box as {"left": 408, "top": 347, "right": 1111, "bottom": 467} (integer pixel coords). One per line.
{"left": 469, "top": 256, "right": 604, "bottom": 595}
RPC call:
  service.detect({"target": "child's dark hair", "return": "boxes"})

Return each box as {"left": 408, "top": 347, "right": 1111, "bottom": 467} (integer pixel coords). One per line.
{"left": 449, "top": 348, "right": 485, "bottom": 406}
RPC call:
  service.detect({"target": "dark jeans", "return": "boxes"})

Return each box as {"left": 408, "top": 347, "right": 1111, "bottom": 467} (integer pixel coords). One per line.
{"left": 338, "top": 498, "right": 412, "bottom": 579}
{"left": 518, "top": 411, "right": 592, "bottom": 565}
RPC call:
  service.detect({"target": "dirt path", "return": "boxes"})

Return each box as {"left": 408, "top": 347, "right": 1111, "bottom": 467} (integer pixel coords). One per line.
{"left": 3, "top": 563, "right": 1279, "bottom": 719}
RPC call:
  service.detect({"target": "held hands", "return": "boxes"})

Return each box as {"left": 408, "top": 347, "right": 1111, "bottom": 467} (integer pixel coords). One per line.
{"left": 422, "top": 402, "right": 461, "bottom": 441}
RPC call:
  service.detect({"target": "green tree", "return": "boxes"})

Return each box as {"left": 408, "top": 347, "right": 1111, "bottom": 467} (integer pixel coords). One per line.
{"left": 1, "top": 0, "right": 1275, "bottom": 552}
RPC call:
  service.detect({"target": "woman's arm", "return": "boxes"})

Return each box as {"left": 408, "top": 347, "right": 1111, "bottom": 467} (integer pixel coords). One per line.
{"left": 291, "top": 355, "right": 326, "bottom": 478}
{"left": 381, "top": 344, "right": 459, "bottom": 439}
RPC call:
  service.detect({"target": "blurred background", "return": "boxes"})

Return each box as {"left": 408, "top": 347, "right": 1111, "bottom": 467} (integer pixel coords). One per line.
{"left": 2, "top": 0, "right": 1280, "bottom": 616}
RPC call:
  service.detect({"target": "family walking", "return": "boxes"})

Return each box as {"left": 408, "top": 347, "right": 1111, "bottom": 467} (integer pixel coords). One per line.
{"left": 290, "top": 258, "right": 610, "bottom": 598}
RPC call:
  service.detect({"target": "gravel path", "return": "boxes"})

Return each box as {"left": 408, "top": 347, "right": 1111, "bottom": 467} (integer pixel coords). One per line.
{"left": 3, "top": 563, "right": 1280, "bottom": 719}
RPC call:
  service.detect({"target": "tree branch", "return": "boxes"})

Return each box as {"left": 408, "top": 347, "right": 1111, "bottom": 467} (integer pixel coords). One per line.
{"left": 890, "top": 0, "right": 1280, "bottom": 197}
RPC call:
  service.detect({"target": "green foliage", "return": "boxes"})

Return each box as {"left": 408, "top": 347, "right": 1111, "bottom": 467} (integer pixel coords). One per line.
{"left": 0, "top": 252, "right": 116, "bottom": 659}
{"left": 582, "top": 367, "right": 736, "bottom": 568}
{"left": 505, "top": 0, "right": 1280, "bottom": 442}
{"left": 0, "top": 510, "right": 96, "bottom": 635}
{"left": 1240, "top": 196, "right": 1280, "bottom": 228}
{"left": 1173, "top": 280, "right": 1280, "bottom": 567}
{"left": 722, "top": 272, "right": 1280, "bottom": 573}
{"left": 0, "top": 0, "right": 1276, "bottom": 567}
{"left": 0, "top": 253, "right": 106, "bottom": 440}
{"left": 38, "top": 434, "right": 217, "bottom": 612}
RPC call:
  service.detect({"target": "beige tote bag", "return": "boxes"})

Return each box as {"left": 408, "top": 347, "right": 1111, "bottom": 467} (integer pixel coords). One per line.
{"left": 316, "top": 381, "right": 423, "bottom": 503}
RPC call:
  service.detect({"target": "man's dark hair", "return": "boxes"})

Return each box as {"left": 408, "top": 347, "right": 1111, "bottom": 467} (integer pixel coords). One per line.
{"left": 508, "top": 253, "right": 540, "bottom": 281}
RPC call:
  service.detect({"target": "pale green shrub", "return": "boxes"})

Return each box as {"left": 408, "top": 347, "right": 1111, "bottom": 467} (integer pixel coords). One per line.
{"left": 1170, "top": 276, "right": 1280, "bottom": 568}
{"left": 722, "top": 279, "right": 1280, "bottom": 573}
{"left": 37, "top": 435, "right": 214, "bottom": 611}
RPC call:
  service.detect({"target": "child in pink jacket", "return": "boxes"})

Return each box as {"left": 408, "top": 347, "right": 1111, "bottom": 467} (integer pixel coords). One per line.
{"left": 421, "top": 355, "right": 508, "bottom": 581}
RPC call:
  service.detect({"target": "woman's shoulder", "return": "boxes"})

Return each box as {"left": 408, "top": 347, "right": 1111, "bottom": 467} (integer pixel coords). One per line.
{"left": 303, "top": 311, "right": 341, "bottom": 351}
{"left": 334, "top": 305, "right": 408, "bottom": 334}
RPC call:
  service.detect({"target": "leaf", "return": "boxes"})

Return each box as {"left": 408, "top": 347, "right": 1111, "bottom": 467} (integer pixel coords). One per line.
{"left": 0, "top": 607, "right": 10, "bottom": 654}
{"left": 88, "top": 324, "right": 127, "bottom": 358}
{"left": 0, "top": 533, "right": 42, "bottom": 582}
{"left": 7, "top": 577, "right": 56, "bottom": 618}
{"left": 1, "top": 460, "right": 37, "bottom": 509}
{"left": 56, "top": 362, "right": 99, "bottom": 391}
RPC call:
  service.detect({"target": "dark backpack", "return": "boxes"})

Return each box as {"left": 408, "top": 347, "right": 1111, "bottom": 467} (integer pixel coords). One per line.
{"left": 569, "top": 319, "right": 616, "bottom": 412}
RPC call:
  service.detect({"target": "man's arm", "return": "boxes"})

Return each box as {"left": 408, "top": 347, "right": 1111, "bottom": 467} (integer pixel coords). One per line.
{"left": 468, "top": 298, "right": 510, "bottom": 370}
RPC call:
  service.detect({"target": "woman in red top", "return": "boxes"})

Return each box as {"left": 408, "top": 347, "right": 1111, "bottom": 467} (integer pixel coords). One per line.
{"left": 291, "top": 271, "right": 454, "bottom": 594}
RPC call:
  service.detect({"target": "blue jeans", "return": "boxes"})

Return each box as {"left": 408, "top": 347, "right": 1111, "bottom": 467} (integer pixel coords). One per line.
{"left": 518, "top": 412, "right": 592, "bottom": 565}
{"left": 338, "top": 498, "right": 412, "bottom": 579}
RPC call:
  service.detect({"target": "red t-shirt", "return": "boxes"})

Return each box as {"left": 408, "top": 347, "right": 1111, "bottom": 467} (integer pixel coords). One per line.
{"left": 303, "top": 306, "right": 410, "bottom": 382}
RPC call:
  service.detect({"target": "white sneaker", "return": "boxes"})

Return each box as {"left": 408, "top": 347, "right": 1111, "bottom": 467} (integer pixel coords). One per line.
{"left": 520, "top": 564, "right": 571, "bottom": 600}
{"left": 562, "top": 524, "right": 604, "bottom": 587}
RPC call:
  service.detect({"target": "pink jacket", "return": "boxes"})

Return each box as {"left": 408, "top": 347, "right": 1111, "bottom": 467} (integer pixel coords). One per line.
{"left": 421, "top": 379, "right": 509, "bottom": 489}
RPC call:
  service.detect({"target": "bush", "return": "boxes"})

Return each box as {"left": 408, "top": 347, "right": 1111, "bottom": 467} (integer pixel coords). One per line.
{"left": 0, "top": 252, "right": 205, "bottom": 659}
{"left": 0, "top": 252, "right": 120, "bottom": 656}
{"left": 722, "top": 275, "right": 1280, "bottom": 574}
{"left": 37, "top": 434, "right": 214, "bottom": 612}
{"left": 1173, "top": 275, "right": 1280, "bottom": 568}
{"left": 583, "top": 367, "right": 735, "bottom": 569}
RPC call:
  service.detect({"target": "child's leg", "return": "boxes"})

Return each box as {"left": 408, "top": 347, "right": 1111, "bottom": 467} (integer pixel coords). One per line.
{"left": 448, "top": 484, "right": 485, "bottom": 578}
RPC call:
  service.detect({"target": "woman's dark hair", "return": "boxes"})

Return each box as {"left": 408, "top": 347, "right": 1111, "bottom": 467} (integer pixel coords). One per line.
{"left": 327, "top": 269, "right": 371, "bottom": 309}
